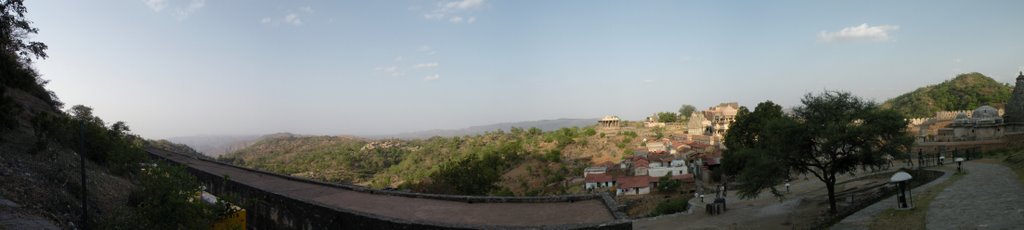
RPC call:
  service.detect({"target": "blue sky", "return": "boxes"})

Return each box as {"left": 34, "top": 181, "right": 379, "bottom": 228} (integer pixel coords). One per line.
{"left": 25, "top": 0, "right": 1024, "bottom": 139}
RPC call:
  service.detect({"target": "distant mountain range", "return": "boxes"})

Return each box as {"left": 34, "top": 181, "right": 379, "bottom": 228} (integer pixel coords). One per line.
{"left": 166, "top": 133, "right": 302, "bottom": 157}
{"left": 167, "top": 118, "right": 599, "bottom": 156}
{"left": 368, "top": 118, "right": 600, "bottom": 139}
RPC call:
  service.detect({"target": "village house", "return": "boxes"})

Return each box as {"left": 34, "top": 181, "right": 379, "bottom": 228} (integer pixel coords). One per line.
{"left": 648, "top": 159, "right": 688, "bottom": 177}
{"left": 584, "top": 173, "right": 615, "bottom": 190}
{"left": 616, "top": 176, "right": 651, "bottom": 196}
{"left": 633, "top": 158, "right": 650, "bottom": 176}
{"left": 645, "top": 140, "right": 668, "bottom": 153}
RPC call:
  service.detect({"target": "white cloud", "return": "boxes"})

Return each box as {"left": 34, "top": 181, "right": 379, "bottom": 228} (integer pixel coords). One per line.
{"left": 443, "top": 0, "right": 484, "bottom": 10}
{"left": 417, "top": 45, "right": 436, "bottom": 55}
{"left": 395, "top": 56, "right": 404, "bottom": 62}
{"left": 376, "top": 66, "right": 403, "bottom": 76}
{"left": 643, "top": 79, "right": 655, "bottom": 83}
{"left": 423, "top": 13, "right": 445, "bottom": 19}
{"left": 424, "top": 74, "right": 441, "bottom": 81}
{"left": 413, "top": 62, "right": 440, "bottom": 69}
{"left": 144, "top": 0, "right": 205, "bottom": 20}
{"left": 144, "top": 0, "right": 168, "bottom": 12}
{"left": 818, "top": 23, "right": 900, "bottom": 42}
{"left": 284, "top": 13, "right": 302, "bottom": 25}
{"left": 422, "top": 0, "right": 484, "bottom": 24}
{"left": 262, "top": 7, "right": 313, "bottom": 26}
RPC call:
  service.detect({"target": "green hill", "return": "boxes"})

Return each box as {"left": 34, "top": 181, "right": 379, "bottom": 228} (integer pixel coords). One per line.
{"left": 218, "top": 135, "right": 404, "bottom": 183}
{"left": 881, "top": 72, "right": 1013, "bottom": 118}
{"left": 216, "top": 127, "right": 614, "bottom": 196}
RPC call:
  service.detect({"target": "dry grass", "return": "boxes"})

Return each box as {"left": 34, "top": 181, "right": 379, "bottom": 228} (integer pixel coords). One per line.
{"left": 867, "top": 170, "right": 963, "bottom": 230}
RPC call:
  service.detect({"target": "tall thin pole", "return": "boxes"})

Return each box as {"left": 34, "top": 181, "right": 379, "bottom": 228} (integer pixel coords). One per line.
{"left": 79, "top": 121, "right": 88, "bottom": 229}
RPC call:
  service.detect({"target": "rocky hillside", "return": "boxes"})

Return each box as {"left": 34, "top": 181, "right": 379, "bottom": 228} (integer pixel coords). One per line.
{"left": 1, "top": 2, "right": 225, "bottom": 228}
{"left": 881, "top": 72, "right": 1013, "bottom": 118}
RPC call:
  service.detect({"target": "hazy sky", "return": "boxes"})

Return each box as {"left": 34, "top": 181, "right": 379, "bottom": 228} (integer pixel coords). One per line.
{"left": 26, "top": 0, "right": 1024, "bottom": 139}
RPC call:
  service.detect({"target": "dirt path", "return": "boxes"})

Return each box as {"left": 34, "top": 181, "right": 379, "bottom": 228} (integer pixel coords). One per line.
{"left": 634, "top": 169, "right": 898, "bottom": 229}
{"left": 925, "top": 161, "right": 1024, "bottom": 229}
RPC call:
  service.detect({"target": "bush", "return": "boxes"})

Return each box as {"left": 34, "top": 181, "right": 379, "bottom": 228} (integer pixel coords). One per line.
{"left": 543, "top": 150, "right": 561, "bottom": 162}
{"left": 129, "top": 163, "right": 218, "bottom": 229}
{"left": 651, "top": 198, "right": 690, "bottom": 216}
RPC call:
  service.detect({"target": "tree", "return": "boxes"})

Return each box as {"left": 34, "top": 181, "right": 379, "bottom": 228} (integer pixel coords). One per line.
{"left": 722, "top": 101, "right": 784, "bottom": 179}
{"left": 678, "top": 104, "right": 696, "bottom": 121}
{"left": 1, "top": 0, "right": 60, "bottom": 109}
{"left": 1, "top": 0, "right": 48, "bottom": 64}
{"left": 656, "top": 112, "right": 679, "bottom": 123}
{"left": 131, "top": 163, "right": 217, "bottom": 229}
{"left": 656, "top": 172, "right": 682, "bottom": 192}
{"left": 724, "top": 91, "right": 912, "bottom": 214}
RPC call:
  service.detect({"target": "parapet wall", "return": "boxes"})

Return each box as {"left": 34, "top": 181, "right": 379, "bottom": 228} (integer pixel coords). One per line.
{"left": 148, "top": 151, "right": 631, "bottom": 230}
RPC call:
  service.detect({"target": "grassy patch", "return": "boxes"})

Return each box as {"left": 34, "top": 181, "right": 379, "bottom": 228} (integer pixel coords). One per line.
{"left": 1000, "top": 150, "right": 1024, "bottom": 185}
{"left": 868, "top": 172, "right": 963, "bottom": 230}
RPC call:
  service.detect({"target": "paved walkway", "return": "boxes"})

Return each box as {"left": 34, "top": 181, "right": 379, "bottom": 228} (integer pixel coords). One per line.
{"left": 926, "top": 161, "right": 1024, "bottom": 229}
{"left": 832, "top": 166, "right": 953, "bottom": 230}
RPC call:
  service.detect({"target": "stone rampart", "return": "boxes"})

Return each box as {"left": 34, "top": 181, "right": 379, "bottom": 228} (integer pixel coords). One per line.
{"left": 148, "top": 150, "right": 632, "bottom": 230}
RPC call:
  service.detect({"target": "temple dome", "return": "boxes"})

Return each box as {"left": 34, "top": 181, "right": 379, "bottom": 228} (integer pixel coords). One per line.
{"left": 972, "top": 106, "right": 999, "bottom": 119}
{"left": 954, "top": 112, "right": 970, "bottom": 125}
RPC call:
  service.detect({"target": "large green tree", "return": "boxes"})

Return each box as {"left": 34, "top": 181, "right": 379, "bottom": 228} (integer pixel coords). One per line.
{"left": 724, "top": 91, "right": 912, "bottom": 214}
{"left": 721, "top": 101, "right": 786, "bottom": 186}
{"left": 678, "top": 104, "right": 697, "bottom": 121}
{"left": 656, "top": 112, "right": 679, "bottom": 123}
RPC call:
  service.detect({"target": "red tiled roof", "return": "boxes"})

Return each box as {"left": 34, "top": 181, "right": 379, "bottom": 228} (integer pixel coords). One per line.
{"left": 634, "top": 159, "right": 649, "bottom": 168}
{"left": 584, "top": 173, "right": 614, "bottom": 183}
{"left": 617, "top": 176, "right": 649, "bottom": 189}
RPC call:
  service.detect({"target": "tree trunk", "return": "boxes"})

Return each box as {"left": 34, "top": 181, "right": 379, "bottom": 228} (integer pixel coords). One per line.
{"left": 825, "top": 179, "right": 837, "bottom": 214}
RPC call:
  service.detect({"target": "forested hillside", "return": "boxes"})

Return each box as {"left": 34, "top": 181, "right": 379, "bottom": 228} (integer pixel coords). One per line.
{"left": 0, "top": 1, "right": 227, "bottom": 228}
{"left": 881, "top": 72, "right": 1013, "bottom": 118}
{"left": 218, "top": 126, "right": 636, "bottom": 196}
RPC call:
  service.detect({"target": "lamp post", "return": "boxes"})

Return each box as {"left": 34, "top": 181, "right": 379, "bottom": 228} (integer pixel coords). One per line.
{"left": 890, "top": 171, "right": 914, "bottom": 210}
{"left": 78, "top": 121, "right": 88, "bottom": 229}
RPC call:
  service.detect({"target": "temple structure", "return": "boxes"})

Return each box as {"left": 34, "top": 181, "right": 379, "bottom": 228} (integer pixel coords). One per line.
{"left": 598, "top": 115, "right": 621, "bottom": 128}
{"left": 909, "top": 71, "right": 1024, "bottom": 142}
{"left": 1004, "top": 71, "right": 1024, "bottom": 132}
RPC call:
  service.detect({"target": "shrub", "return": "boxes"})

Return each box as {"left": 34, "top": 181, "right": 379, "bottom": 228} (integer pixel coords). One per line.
{"left": 129, "top": 163, "right": 218, "bottom": 229}
{"left": 651, "top": 198, "right": 690, "bottom": 216}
